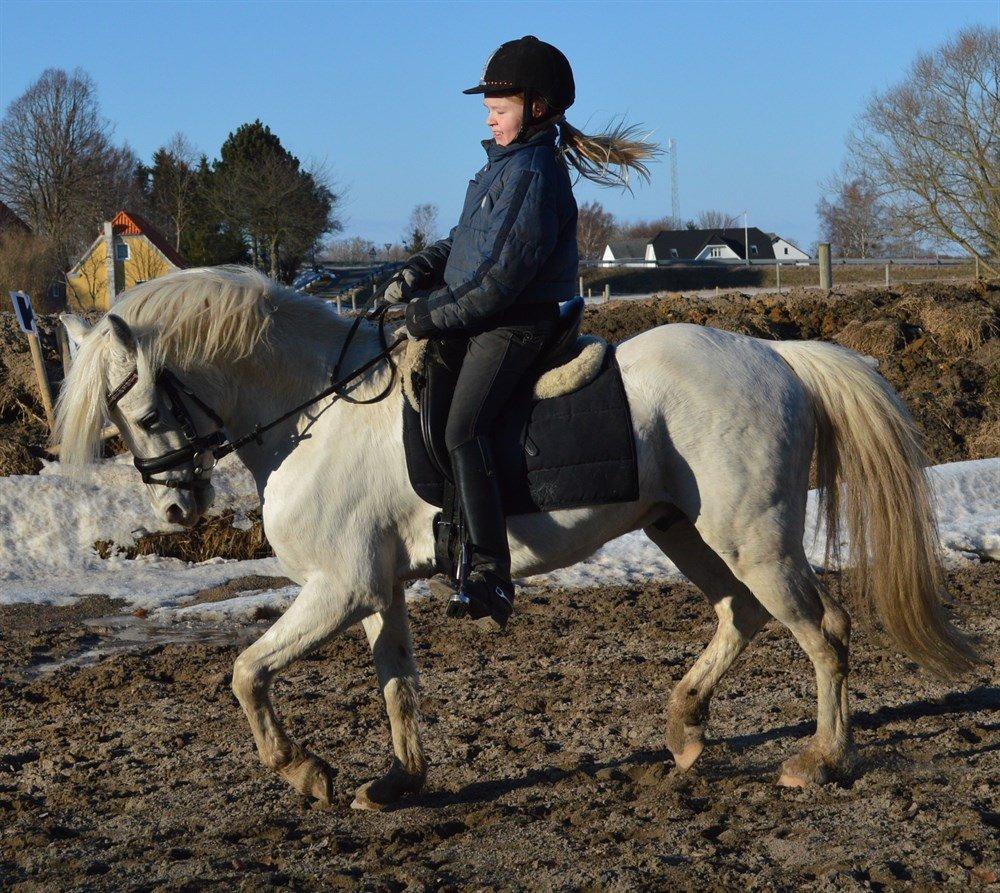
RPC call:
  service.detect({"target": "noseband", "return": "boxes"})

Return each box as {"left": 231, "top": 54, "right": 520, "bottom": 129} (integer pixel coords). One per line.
{"left": 103, "top": 302, "right": 406, "bottom": 492}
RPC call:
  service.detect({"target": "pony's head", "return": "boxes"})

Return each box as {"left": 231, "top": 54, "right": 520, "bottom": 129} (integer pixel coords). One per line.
{"left": 54, "top": 265, "right": 283, "bottom": 528}
{"left": 57, "top": 312, "right": 218, "bottom": 526}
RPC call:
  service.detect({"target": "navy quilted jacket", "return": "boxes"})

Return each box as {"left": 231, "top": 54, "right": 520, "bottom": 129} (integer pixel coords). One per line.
{"left": 404, "top": 124, "right": 578, "bottom": 337}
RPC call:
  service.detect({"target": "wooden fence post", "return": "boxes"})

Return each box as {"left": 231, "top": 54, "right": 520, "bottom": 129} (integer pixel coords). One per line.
{"left": 775, "top": 263, "right": 781, "bottom": 292}
{"left": 885, "top": 263, "right": 891, "bottom": 286}
{"left": 818, "top": 243, "right": 832, "bottom": 289}
{"left": 603, "top": 283, "right": 610, "bottom": 303}
{"left": 27, "top": 332, "right": 55, "bottom": 430}
{"left": 579, "top": 276, "right": 584, "bottom": 296}
{"left": 57, "top": 323, "right": 72, "bottom": 376}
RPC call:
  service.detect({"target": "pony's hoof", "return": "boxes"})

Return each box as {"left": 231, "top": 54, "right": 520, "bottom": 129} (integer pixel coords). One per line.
{"left": 351, "top": 761, "right": 425, "bottom": 811}
{"left": 671, "top": 739, "right": 705, "bottom": 772}
{"left": 778, "top": 749, "right": 830, "bottom": 787}
{"left": 280, "top": 752, "right": 335, "bottom": 804}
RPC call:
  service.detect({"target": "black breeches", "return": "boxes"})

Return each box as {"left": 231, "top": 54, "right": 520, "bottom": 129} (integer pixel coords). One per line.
{"left": 437, "top": 315, "right": 558, "bottom": 454}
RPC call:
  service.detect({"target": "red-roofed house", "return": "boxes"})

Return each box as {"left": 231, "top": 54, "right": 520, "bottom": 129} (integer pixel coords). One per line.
{"left": 66, "top": 210, "right": 187, "bottom": 312}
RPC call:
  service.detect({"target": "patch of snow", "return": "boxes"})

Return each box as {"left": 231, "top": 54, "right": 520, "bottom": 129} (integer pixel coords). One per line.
{"left": 0, "top": 453, "right": 287, "bottom": 608}
{"left": 159, "top": 585, "right": 300, "bottom": 623}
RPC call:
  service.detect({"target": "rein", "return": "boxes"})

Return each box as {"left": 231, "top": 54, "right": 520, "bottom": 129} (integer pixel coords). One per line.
{"left": 106, "top": 301, "right": 406, "bottom": 489}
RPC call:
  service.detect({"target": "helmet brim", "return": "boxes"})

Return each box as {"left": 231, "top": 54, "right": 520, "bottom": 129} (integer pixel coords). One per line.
{"left": 463, "top": 83, "right": 521, "bottom": 96}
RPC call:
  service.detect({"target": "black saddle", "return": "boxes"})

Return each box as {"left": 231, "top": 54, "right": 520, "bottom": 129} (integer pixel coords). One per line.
{"left": 403, "top": 297, "right": 638, "bottom": 517}
{"left": 418, "top": 296, "right": 587, "bottom": 478}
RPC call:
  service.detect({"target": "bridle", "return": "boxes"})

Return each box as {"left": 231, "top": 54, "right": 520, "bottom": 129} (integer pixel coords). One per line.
{"left": 105, "top": 301, "right": 406, "bottom": 491}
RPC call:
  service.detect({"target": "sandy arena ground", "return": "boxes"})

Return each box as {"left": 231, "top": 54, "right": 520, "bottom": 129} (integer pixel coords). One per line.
{"left": 1, "top": 564, "right": 997, "bottom": 891}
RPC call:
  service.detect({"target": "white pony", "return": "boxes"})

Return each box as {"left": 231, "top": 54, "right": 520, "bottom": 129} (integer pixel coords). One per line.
{"left": 55, "top": 266, "right": 977, "bottom": 810}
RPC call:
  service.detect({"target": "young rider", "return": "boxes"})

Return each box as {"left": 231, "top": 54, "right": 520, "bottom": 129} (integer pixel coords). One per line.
{"left": 384, "top": 36, "right": 656, "bottom": 627}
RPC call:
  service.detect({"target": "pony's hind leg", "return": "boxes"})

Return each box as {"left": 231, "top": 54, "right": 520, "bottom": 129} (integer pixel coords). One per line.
{"left": 645, "top": 518, "right": 770, "bottom": 771}
{"left": 736, "top": 554, "right": 857, "bottom": 786}
{"left": 352, "top": 586, "right": 427, "bottom": 810}
{"left": 231, "top": 571, "right": 378, "bottom": 804}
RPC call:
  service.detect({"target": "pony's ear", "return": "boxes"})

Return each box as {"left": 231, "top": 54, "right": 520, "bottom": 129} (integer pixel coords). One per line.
{"left": 60, "top": 313, "right": 91, "bottom": 347}
{"left": 107, "top": 314, "right": 137, "bottom": 359}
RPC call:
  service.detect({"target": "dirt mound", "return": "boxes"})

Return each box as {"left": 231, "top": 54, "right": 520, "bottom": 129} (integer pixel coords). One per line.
{"left": 583, "top": 281, "right": 1000, "bottom": 466}
{"left": 0, "top": 312, "right": 61, "bottom": 476}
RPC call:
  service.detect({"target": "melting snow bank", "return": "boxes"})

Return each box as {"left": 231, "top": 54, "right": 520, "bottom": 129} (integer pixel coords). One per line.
{"left": 0, "top": 453, "right": 281, "bottom": 608}
{"left": 0, "top": 455, "right": 995, "bottom": 620}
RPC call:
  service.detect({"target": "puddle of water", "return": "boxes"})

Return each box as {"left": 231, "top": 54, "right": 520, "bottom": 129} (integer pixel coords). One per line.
{"left": 25, "top": 613, "right": 267, "bottom": 678}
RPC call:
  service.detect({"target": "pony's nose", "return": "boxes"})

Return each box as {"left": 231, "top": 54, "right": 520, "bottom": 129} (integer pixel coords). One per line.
{"left": 166, "top": 503, "right": 185, "bottom": 524}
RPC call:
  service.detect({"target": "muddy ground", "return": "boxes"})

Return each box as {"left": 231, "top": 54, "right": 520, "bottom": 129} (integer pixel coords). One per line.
{"left": 1, "top": 563, "right": 997, "bottom": 891}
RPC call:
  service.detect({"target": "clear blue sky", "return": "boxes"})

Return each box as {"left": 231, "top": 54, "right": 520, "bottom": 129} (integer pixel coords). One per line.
{"left": 2, "top": 0, "right": 997, "bottom": 250}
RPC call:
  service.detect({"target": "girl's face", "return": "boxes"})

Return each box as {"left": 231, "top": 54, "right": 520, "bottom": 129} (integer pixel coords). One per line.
{"left": 484, "top": 95, "right": 523, "bottom": 147}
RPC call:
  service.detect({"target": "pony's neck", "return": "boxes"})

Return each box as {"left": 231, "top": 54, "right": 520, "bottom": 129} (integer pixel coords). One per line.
{"left": 204, "top": 305, "right": 387, "bottom": 480}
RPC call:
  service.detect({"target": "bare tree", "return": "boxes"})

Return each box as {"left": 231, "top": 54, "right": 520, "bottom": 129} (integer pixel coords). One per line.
{"left": 614, "top": 215, "right": 684, "bottom": 242}
{"left": 577, "top": 200, "right": 616, "bottom": 260}
{"left": 847, "top": 25, "right": 1000, "bottom": 274}
{"left": 817, "top": 171, "right": 890, "bottom": 257}
{"left": 695, "top": 209, "right": 739, "bottom": 230}
{"left": 403, "top": 203, "right": 439, "bottom": 254}
{"left": 320, "top": 236, "right": 377, "bottom": 263}
{"left": 0, "top": 68, "right": 140, "bottom": 272}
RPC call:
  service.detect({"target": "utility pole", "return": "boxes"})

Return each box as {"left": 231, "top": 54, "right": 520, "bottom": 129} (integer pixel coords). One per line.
{"left": 668, "top": 138, "right": 679, "bottom": 222}
{"left": 743, "top": 210, "right": 749, "bottom": 266}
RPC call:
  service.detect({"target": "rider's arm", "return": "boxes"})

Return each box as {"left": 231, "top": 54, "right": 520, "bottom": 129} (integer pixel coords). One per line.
{"left": 405, "top": 166, "right": 558, "bottom": 337}
{"left": 405, "top": 227, "right": 457, "bottom": 288}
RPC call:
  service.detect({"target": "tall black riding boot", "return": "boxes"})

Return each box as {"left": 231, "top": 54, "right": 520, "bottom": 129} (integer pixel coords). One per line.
{"left": 446, "top": 436, "right": 515, "bottom": 628}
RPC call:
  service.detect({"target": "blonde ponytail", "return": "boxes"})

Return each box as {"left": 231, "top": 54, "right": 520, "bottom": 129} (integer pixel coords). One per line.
{"left": 555, "top": 116, "right": 660, "bottom": 190}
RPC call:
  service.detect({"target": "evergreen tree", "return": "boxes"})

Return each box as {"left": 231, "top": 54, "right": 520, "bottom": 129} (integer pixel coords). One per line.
{"left": 208, "top": 120, "right": 339, "bottom": 280}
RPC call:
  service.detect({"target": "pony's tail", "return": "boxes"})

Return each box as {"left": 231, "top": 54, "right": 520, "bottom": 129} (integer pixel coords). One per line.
{"left": 556, "top": 117, "right": 660, "bottom": 191}
{"left": 766, "top": 339, "right": 981, "bottom": 679}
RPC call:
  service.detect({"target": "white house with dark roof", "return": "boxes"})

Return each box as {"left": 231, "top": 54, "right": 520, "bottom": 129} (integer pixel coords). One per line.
{"left": 601, "top": 228, "right": 809, "bottom": 265}
{"left": 600, "top": 239, "right": 654, "bottom": 267}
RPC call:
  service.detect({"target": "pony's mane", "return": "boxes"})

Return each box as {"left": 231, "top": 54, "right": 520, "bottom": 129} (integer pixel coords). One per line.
{"left": 114, "top": 264, "right": 292, "bottom": 370}
{"left": 54, "top": 265, "right": 337, "bottom": 470}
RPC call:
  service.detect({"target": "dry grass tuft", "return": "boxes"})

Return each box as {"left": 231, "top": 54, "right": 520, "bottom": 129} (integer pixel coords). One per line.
{"left": 966, "top": 418, "right": 1000, "bottom": 460}
{"left": 0, "top": 438, "right": 43, "bottom": 476}
{"left": 834, "top": 318, "right": 906, "bottom": 361}
{"left": 918, "top": 303, "right": 999, "bottom": 353}
{"left": 94, "top": 511, "right": 273, "bottom": 563}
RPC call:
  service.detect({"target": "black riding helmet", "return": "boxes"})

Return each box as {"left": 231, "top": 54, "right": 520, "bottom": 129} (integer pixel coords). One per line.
{"left": 463, "top": 36, "right": 575, "bottom": 135}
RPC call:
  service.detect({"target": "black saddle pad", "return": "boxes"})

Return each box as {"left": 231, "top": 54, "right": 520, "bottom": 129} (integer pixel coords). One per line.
{"left": 403, "top": 348, "right": 639, "bottom": 516}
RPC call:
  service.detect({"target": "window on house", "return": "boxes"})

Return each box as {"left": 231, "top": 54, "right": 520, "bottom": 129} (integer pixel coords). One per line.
{"left": 709, "top": 246, "right": 724, "bottom": 258}
{"left": 115, "top": 242, "right": 130, "bottom": 260}
{"left": 669, "top": 248, "right": 679, "bottom": 258}
{"left": 750, "top": 244, "right": 759, "bottom": 256}
{"left": 784, "top": 247, "right": 789, "bottom": 255}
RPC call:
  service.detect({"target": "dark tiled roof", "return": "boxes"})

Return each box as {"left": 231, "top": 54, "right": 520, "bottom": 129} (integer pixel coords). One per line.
{"left": 651, "top": 227, "right": 777, "bottom": 260}
{"left": 605, "top": 239, "right": 648, "bottom": 259}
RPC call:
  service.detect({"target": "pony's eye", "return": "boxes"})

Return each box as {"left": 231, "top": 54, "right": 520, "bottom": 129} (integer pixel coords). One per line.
{"left": 138, "top": 409, "right": 160, "bottom": 431}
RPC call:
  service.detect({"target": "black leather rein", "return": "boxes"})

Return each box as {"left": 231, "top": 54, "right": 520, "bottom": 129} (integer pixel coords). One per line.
{"left": 104, "top": 303, "right": 406, "bottom": 490}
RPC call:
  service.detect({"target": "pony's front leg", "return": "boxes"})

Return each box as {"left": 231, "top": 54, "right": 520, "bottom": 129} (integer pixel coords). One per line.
{"left": 231, "top": 571, "right": 377, "bottom": 804}
{"left": 352, "top": 585, "right": 427, "bottom": 810}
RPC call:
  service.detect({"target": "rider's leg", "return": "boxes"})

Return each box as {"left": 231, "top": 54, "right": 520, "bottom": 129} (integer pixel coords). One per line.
{"left": 444, "top": 315, "right": 555, "bottom": 623}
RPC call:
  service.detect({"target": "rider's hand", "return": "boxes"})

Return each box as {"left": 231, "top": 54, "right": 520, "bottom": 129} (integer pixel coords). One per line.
{"left": 404, "top": 297, "right": 436, "bottom": 340}
{"left": 381, "top": 266, "right": 421, "bottom": 305}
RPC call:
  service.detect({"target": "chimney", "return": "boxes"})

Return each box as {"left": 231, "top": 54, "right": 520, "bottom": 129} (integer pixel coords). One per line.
{"left": 103, "top": 221, "right": 122, "bottom": 306}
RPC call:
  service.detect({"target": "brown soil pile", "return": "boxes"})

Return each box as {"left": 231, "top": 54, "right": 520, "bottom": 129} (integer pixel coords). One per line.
{"left": 0, "top": 563, "right": 996, "bottom": 890}
{"left": 583, "top": 281, "right": 1000, "bottom": 465}
{"left": 0, "top": 312, "right": 62, "bottom": 476}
